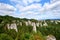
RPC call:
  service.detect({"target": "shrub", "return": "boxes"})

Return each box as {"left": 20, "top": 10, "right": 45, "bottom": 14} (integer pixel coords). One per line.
{"left": 0, "top": 33, "right": 14, "bottom": 40}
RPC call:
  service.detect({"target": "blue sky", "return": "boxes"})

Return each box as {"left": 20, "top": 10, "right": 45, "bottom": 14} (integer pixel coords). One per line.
{"left": 0, "top": 0, "right": 60, "bottom": 20}
{"left": 0, "top": 0, "right": 11, "bottom": 5}
{"left": 0, "top": 0, "right": 50, "bottom": 6}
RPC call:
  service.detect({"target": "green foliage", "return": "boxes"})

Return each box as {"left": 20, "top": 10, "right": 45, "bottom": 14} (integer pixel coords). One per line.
{"left": 0, "top": 24, "right": 6, "bottom": 33}
{"left": 30, "top": 31, "right": 46, "bottom": 40}
{"left": 0, "top": 33, "right": 14, "bottom": 40}
{"left": 38, "top": 25, "right": 60, "bottom": 40}
{"left": 6, "top": 29, "right": 17, "bottom": 39}
{"left": 17, "top": 25, "right": 33, "bottom": 33}
{"left": 15, "top": 32, "right": 31, "bottom": 40}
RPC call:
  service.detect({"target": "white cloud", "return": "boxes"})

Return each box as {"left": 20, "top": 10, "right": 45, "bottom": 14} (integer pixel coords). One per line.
{"left": 0, "top": 3, "right": 16, "bottom": 16}
{"left": 10, "top": 0, "right": 41, "bottom": 5}
{"left": 50, "top": 0, "right": 60, "bottom": 3}
{"left": 0, "top": 3, "right": 16, "bottom": 11}
{"left": 16, "top": 3, "right": 42, "bottom": 12}
{"left": 2, "top": 0, "right": 60, "bottom": 19}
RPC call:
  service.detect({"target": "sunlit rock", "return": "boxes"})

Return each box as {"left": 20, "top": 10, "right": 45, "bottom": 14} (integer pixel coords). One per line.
{"left": 1, "top": 21, "right": 4, "bottom": 23}
{"left": 36, "top": 22, "right": 40, "bottom": 27}
{"left": 57, "top": 20, "right": 60, "bottom": 23}
{"left": 40, "top": 23, "right": 43, "bottom": 27}
{"left": 7, "top": 23, "right": 18, "bottom": 32}
{"left": 50, "top": 20, "right": 54, "bottom": 23}
{"left": 7, "top": 24, "right": 10, "bottom": 29}
{"left": 55, "top": 21, "right": 58, "bottom": 24}
{"left": 28, "top": 20, "right": 32, "bottom": 25}
{"left": 25, "top": 21, "right": 29, "bottom": 26}
{"left": 32, "top": 22, "right": 37, "bottom": 32}
{"left": 43, "top": 22, "right": 48, "bottom": 26}
{"left": 46, "top": 35, "right": 56, "bottom": 40}
{"left": 20, "top": 22, "right": 22, "bottom": 26}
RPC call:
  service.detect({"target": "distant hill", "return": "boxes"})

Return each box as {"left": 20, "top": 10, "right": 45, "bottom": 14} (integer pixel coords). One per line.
{"left": 0, "top": 15, "right": 60, "bottom": 27}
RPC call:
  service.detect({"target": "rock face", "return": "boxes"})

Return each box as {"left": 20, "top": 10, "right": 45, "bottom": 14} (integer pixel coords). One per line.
{"left": 7, "top": 23, "right": 18, "bottom": 32}
{"left": 46, "top": 35, "right": 56, "bottom": 40}
{"left": 25, "top": 22, "right": 29, "bottom": 26}
{"left": 7, "top": 20, "right": 60, "bottom": 32}
{"left": 28, "top": 20, "right": 32, "bottom": 25}
{"left": 32, "top": 22, "right": 37, "bottom": 32}
{"left": 36, "top": 22, "right": 40, "bottom": 27}
{"left": 20, "top": 22, "right": 22, "bottom": 26}
{"left": 43, "top": 22, "right": 48, "bottom": 26}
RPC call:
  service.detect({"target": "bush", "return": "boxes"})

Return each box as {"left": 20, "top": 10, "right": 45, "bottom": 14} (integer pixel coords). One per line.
{"left": 30, "top": 31, "right": 46, "bottom": 40}
{"left": 0, "top": 33, "right": 14, "bottom": 40}
{"left": 6, "top": 29, "right": 17, "bottom": 39}
{"left": 38, "top": 26, "right": 60, "bottom": 40}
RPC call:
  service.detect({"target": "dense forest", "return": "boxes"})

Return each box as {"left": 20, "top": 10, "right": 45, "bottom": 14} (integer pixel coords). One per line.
{"left": 0, "top": 15, "right": 60, "bottom": 40}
